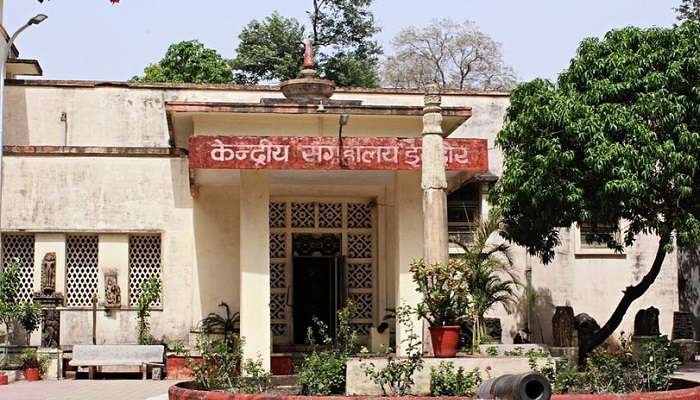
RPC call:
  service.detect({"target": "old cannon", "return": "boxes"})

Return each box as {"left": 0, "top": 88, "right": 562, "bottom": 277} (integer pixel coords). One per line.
{"left": 476, "top": 372, "right": 551, "bottom": 400}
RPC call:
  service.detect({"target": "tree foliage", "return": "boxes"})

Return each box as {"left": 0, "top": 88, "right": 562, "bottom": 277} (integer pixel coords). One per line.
{"left": 132, "top": 40, "right": 233, "bottom": 84}
{"left": 232, "top": 12, "right": 305, "bottom": 84}
{"left": 491, "top": 22, "right": 700, "bottom": 359}
{"left": 381, "top": 19, "right": 516, "bottom": 90}
{"left": 676, "top": 0, "right": 700, "bottom": 21}
{"left": 233, "top": 0, "right": 381, "bottom": 87}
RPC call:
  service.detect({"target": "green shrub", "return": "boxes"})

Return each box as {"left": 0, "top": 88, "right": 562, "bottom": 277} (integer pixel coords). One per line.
{"left": 190, "top": 333, "right": 242, "bottom": 391}
{"left": 530, "top": 356, "right": 582, "bottom": 394}
{"left": 238, "top": 358, "right": 272, "bottom": 394}
{"left": 430, "top": 361, "right": 481, "bottom": 397}
{"left": 167, "top": 339, "right": 188, "bottom": 356}
{"left": 636, "top": 336, "right": 681, "bottom": 392}
{"left": 584, "top": 347, "right": 639, "bottom": 394}
{"left": 298, "top": 303, "right": 357, "bottom": 395}
{"left": 18, "top": 301, "right": 41, "bottom": 345}
{"left": 136, "top": 276, "right": 161, "bottom": 345}
{"left": 484, "top": 345, "right": 498, "bottom": 356}
{"left": 362, "top": 306, "right": 424, "bottom": 396}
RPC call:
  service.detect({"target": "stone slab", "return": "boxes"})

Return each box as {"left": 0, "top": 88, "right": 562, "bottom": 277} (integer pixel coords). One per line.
{"left": 69, "top": 345, "right": 164, "bottom": 367}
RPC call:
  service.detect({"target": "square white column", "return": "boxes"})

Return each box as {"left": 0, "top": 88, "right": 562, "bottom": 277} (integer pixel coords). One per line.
{"left": 239, "top": 170, "right": 271, "bottom": 370}
{"left": 393, "top": 171, "right": 423, "bottom": 356}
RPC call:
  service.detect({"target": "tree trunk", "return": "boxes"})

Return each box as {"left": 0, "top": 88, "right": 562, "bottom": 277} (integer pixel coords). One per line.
{"left": 578, "top": 232, "right": 671, "bottom": 364}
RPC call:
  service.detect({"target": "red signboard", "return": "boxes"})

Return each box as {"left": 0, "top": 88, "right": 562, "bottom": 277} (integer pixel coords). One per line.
{"left": 189, "top": 136, "right": 488, "bottom": 172}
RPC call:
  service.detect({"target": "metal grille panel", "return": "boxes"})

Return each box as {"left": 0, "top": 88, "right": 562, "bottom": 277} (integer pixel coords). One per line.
{"left": 347, "top": 263, "right": 373, "bottom": 289}
{"left": 291, "top": 203, "right": 315, "bottom": 228}
{"left": 128, "top": 234, "right": 162, "bottom": 307}
{"left": 65, "top": 235, "right": 99, "bottom": 307}
{"left": 270, "top": 293, "right": 286, "bottom": 320}
{"left": 1, "top": 234, "right": 35, "bottom": 302}
{"left": 269, "top": 202, "right": 287, "bottom": 228}
{"left": 270, "top": 233, "right": 286, "bottom": 258}
{"left": 347, "top": 203, "right": 372, "bottom": 228}
{"left": 348, "top": 234, "right": 373, "bottom": 259}
{"left": 318, "top": 203, "right": 342, "bottom": 228}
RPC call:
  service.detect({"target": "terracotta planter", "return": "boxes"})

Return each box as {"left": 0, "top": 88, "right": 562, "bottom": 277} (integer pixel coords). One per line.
{"left": 24, "top": 367, "right": 40, "bottom": 381}
{"left": 166, "top": 355, "right": 198, "bottom": 380}
{"left": 270, "top": 354, "right": 293, "bottom": 376}
{"left": 429, "top": 325, "right": 461, "bottom": 358}
{"left": 0, "top": 373, "right": 8, "bottom": 385}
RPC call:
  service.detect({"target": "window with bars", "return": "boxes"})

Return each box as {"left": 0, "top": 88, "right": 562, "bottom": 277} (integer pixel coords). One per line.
{"left": 128, "top": 234, "right": 162, "bottom": 307}
{"left": 578, "top": 223, "right": 622, "bottom": 249}
{"left": 65, "top": 234, "right": 99, "bottom": 307}
{"left": 1, "top": 233, "right": 35, "bottom": 302}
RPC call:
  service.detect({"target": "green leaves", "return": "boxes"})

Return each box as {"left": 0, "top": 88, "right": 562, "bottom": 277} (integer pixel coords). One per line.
{"left": 133, "top": 40, "right": 233, "bottom": 84}
{"left": 232, "top": 12, "right": 305, "bottom": 84}
{"left": 493, "top": 22, "right": 700, "bottom": 263}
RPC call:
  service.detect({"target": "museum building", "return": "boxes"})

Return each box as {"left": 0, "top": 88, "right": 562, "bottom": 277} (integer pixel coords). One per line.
{"left": 0, "top": 46, "right": 690, "bottom": 371}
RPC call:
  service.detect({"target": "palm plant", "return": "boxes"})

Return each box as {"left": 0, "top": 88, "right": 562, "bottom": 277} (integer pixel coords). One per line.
{"left": 200, "top": 302, "right": 240, "bottom": 337}
{"left": 454, "top": 208, "right": 520, "bottom": 349}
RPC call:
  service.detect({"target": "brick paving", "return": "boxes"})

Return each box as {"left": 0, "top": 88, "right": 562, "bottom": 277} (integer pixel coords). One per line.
{"left": 0, "top": 379, "right": 174, "bottom": 400}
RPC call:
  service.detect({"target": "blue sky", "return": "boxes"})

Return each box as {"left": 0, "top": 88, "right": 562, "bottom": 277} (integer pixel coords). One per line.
{"left": 4, "top": 1, "right": 680, "bottom": 83}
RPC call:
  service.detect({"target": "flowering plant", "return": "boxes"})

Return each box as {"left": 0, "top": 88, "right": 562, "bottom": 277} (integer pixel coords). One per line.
{"left": 410, "top": 258, "right": 471, "bottom": 326}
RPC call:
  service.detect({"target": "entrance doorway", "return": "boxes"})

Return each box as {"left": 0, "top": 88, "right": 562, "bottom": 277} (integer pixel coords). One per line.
{"left": 292, "top": 234, "right": 346, "bottom": 345}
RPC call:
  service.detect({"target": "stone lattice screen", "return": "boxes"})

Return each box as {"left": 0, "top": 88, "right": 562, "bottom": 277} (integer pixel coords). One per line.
{"left": 128, "top": 234, "right": 162, "bottom": 307}
{"left": 65, "top": 234, "right": 99, "bottom": 307}
{"left": 1, "top": 233, "right": 35, "bottom": 302}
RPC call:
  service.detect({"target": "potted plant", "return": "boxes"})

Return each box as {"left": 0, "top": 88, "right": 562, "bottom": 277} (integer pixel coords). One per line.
{"left": 410, "top": 258, "right": 470, "bottom": 357}
{"left": 165, "top": 339, "right": 192, "bottom": 380}
{"left": 455, "top": 209, "right": 520, "bottom": 350}
{"left": 20, "top": 348, "right": 49, "bottom": 381}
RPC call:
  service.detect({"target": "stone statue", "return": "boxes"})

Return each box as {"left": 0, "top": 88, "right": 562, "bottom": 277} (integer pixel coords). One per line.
{"left": 104, "top": 270, "right": 121, "bottom": 308}
{"left": 634, "top": 307, "right": 660, "bottom": 337}
{"left": 41, "top": 252, "right": 56, "bottom": 295}
{"left": 41, "top": 308, "right": 60, "bottom": 348}
{"left": 552, "top": 306, "right": 576, "bottom": 347}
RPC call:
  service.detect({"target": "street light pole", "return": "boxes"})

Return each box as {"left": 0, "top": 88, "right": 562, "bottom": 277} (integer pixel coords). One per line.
{"left": 0, "top": 13, "right": 47, "bottom": 233}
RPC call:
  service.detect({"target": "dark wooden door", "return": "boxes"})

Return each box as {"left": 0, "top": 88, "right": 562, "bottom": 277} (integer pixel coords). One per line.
{"left": 292, "top": 256, "right": 346, "bottom": 345}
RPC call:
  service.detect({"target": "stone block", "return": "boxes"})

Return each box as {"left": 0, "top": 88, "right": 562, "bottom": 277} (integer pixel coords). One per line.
{"left": 369, "top": 327, "right": 390, "bottom": 353}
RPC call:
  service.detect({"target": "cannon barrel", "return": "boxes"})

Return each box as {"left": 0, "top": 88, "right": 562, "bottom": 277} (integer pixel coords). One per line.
{"left": 476, "top": 372, "right": 551, "bottom": 400}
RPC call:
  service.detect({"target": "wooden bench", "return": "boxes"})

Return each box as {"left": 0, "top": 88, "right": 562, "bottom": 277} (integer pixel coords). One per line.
{"left": 68, "top": 345, "right": 164, "bottom": 380}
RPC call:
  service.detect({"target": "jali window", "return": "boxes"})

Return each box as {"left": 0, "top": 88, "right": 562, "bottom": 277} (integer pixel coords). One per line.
{"left": 1, "top": 233, "right": 35, "bottom": 302}
{"left": 65, "top": 234, "right": 99, "bottom": 307}
{"left": 128, "top": 234, "right": 162, "bottom": 307}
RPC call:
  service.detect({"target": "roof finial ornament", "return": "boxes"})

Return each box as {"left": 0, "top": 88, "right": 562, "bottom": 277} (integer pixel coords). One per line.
{"left": 303, "top": 39, "right": 315, "bottom": 70}
{"left": 279, "top": 38, "right": 336, "bottom": 101}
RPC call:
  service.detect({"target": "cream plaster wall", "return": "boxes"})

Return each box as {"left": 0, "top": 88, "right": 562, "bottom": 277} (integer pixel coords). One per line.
{"left": 1, "top": 156, "right": 194, "bottom": 344}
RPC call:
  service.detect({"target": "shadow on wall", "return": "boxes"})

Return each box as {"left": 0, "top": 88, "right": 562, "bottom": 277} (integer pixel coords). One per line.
{"left": 511, "top": 286, "right": 555, "bottom": 344}
{"left": 678, "top": 246, "right": 700, "bottom": 340}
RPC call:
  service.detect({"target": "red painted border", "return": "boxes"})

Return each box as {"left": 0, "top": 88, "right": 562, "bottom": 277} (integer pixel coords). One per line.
{"left": 168, "top": 383, "right": 700, "bottom": 400}
{"left": 189, "top": 136, "right": 489, "bottom": 172}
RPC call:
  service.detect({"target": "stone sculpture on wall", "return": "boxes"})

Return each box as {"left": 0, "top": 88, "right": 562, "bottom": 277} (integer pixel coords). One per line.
{"left": 40, "top": 252, "right": 56, "bottom": 295}
{"left": 104, "top": 270, "right": 121, "bottom": 308}
{"left": 41, "top": 308, "right": 60, "bottom": 348}
{"left": 633, "top": 307, "right": 660, "bottom": 337}
{"left": 552, "top": 306, "right": 576, "bottom": 347}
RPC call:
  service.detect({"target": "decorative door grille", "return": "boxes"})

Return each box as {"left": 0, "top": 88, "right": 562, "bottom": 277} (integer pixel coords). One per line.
{"left": 1, "top": 233, "right": 35, "bottom": 302}
{"left": 128, "top": 234, "right": 162, "bottom": 307}
{"left": 65, "top": 234, "right": 99, "bottom": 307}
{"left": 269, "top": 200, "right": 375, "bottom": 344}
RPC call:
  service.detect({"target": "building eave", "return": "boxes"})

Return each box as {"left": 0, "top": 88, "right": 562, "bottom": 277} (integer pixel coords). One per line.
{"left": 6, "top": 58, "right": 43, "bottom": 77}
{"left": 4, "top": 79, "right": 511, "bottom": 97}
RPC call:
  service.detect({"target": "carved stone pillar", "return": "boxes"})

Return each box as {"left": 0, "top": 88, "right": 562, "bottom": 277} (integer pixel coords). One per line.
{"left": 421, "top": 84, "right": 449, "bottom": 265}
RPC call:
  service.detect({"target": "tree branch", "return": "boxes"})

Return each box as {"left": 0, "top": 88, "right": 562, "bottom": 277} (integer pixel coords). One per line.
{"left": 579, "top": 231, "right": 671, "bottom": 363}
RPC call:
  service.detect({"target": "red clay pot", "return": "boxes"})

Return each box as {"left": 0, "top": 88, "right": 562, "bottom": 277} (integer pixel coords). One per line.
{"left": 24, "top": 368, "right": 40, "bottom": 381}
{"left": 166, "top": 356, "right": 198, "bottom": 380}
{"left": 0, "top": 373, "right": 8, "bottom": 385}
{"left": 429, "top": 325, "right": 461, "bottom": 358}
